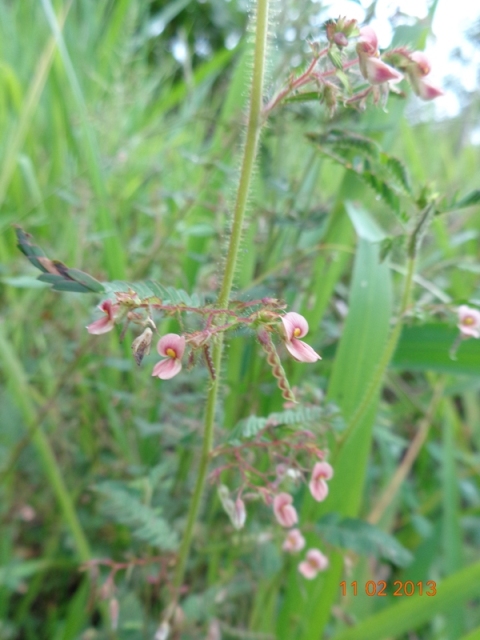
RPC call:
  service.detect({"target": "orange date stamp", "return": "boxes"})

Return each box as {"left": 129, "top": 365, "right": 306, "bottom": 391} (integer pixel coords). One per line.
{"left": 340, "top": 580, "right": 437, "bottom": 597}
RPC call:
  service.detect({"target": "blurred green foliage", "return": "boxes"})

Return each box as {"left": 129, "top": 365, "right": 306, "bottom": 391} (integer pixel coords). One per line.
{"left": 1, "top": 1, "right": 480, "bottom": 639}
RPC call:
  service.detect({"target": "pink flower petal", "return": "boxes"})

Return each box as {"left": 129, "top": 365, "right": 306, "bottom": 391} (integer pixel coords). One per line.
{"left": 364, "top": 57, "right": 403, "bottom": 85}
{"left": 312, "top": 461, "right": 334, "bottom": 481}
{"left": 457, "top": 305, "right": 480, "bottom": 338}
{"left": 410, "top": 51, "right": 431, "bottom": 76}
{"left": 86, "top": 316, "right": 115, "bottom": 335}
{"left": 357, "top": 26, "right": 378, "bottom": 55}
{"left": 306, "top": 548, "right": 329, "bottom": 571}
{"left": 416, "top": 78, "right": 443, "bottom": 101}
{"left": 281, "top": 312, "right": 309, "bottom": 340}
{"left": 285, "top": 338, "right": 321, "bottom": 363}
{"left": 152, "top": 358, "right": 182, "bottom": 380}
{"left": 157, "top": 334, "right": 186, "bottom": 358}
{"left": 283, "top": 529, "right": 305, "bottom": 553}
{"left": 298, "top": 560, "right": 318, "bottom": 579}
{"left": 273, "top": 493, "right": 298, "bottom": 528}
{"left": 309, "top": 478, "right": 329, "bottom": 502}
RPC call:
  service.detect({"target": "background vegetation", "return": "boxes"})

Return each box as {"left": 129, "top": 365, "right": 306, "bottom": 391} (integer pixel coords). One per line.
{"left": 1, "top": 1, "right": 480, "bottom": 639}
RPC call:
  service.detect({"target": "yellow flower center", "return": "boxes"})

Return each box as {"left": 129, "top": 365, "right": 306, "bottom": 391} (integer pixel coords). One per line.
{"left": 166, "top": 348, "right": 176, "bottom": 358}
{"left": 463, "top": 316, "right": 475, "bottom": 326}
{"left": 293, "top": 328, "right": 302, "bottom": 337}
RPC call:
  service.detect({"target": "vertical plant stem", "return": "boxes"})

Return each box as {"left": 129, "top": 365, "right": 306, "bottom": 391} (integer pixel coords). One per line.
{"left": 338, "top": 256, "right": 416, "bottom": 448}
{"left": 171, "top": 0, "right": 270, "bottom": 599}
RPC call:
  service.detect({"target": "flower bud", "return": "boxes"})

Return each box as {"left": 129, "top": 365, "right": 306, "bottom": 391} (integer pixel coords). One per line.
{"left": 109, "top": 598, "right": 120, "bottom": 631}
{"left": 131, "top": 327, "right": 153, "bottom": 365}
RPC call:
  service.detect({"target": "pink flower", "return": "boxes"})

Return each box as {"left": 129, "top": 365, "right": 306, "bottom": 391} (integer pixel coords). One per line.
{"left": 152, "top": 334, "right": 185, "bottom": 379}
{"left": 282, "top": 528, "right": 306, "bottom": 553}
{"left": 457, "top": 305, "right": 480, "bottom": 339}
{"left": 86, "top": 299, "right": 120, "bottom": 335}
{"left": 407, "top": 51, "right": 443, "bottom": 101}
{"left": 281, "top": 312, "right": 321, "bottom": 363}
{"left": 309, "top": 462, "right": 334, "bottom": 502}
{"left": 410, "top": 51, "right": 431, "bottom": 75}
{"left": 357, "top": 26, "right": 378, "bottom": 56}
{"left": 363, "top": 57, "right": 403, "bottom": 85}
{"left": 298, "top": 549, "right": 329, "bottom": 579}
{"left": 273, "top": 493, "right": 298, "bottom": 528}
{"left": 356, "top": 26, "right": 403, "bottom": 86}
{"left": 413, "top": 78, "right": 444, "bottom": 101}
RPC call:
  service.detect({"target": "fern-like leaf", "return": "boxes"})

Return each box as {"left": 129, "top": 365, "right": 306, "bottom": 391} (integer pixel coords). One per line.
{"left": 317, "top": 513, "right": 413, "bottom": 567}
{"left": 381, "top": 153, "right": 412, "bottom": 195}
{"left": 95, "top": 482, "right": 178, "bottom": 550}
{"left": 227, "top": 406, "right": 324, "bottom": 443}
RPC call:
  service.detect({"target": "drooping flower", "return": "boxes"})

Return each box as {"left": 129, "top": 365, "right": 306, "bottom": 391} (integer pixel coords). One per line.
{"left": 86, "top": 299, "right": 120, "bottom": 335}
{"left": 362, "top": 56, "right": 403, "bottom": 85}
{"left": 457, "top": 305, "right": 480, "bottom": 339}
{"left": 407, "top": 51, "right": 443, "bottom": 101}
{"left": 282, "top": 528, "right": 306, "bottom": 553}
{"left": 281, "top": 312, "right": 321, "bottom": 363}
{"left": 356, "top": 26, "right": 403, "bottom": 86}
{"left": 298, "top": 549, "right": 329, "bottom": 579}
{"left": 232, "top": 498, "right": 247, "bottom": 530}
{"left": 357, "top": 26, "right": 378, "bottom": 56}
{"left": 309, "top": 461, "right": 334, "bottom": 502}
{"left": 273, "top": 493, "right": 298, "bottom": 528}
{"left": 152, "top": 333, "right": 185, "bottom": 379}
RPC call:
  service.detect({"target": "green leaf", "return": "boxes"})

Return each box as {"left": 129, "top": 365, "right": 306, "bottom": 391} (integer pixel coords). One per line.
{"left": 392, "top": 324, "right": 480, "bottom": 376}
{"left": 441, "top": 189, "right": 480, "bottom": 212}
{"left": 15, "top": 226, "right": 105, "bottom": 293}
{"left": 103, "top": 280, "right": 202, "bottom": 307}
{"left": 95, "top": 482, "right": 178, "bottom": 550}
{"left": 308, "top": 129, "right": 380, "bottom": 160}
{"left": 227, "top": 407, "right": 323, "bottom": 443}
{"left": 381, "top": 153, "right": 412, "bottom": 194}
{"left": 328, "top": 49, "right": 344, "bottom": 70}
{"left": 345, "top": 201, "right": 387, "bottom": 242}
{"left": 360, "top": 171, "right": 403, "bottom": 219}
{"left": 317, "top": 513, "right": 413, "bottom": 567}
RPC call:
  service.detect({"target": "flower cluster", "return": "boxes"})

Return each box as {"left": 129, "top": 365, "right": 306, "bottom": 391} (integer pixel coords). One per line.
{"left": 87, "top": 297, "right": 320, "bottom": 399}
{"left": 214, "top": 431, "right": 334, "bottom": 581}
{"left": 262, "top": 19, "right": 443, "bottom": 118}
{"left": 271, "top": 462, "right": 333, "bottom": 579}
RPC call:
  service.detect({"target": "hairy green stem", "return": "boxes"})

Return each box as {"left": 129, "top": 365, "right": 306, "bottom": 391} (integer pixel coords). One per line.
{"left": 171, "top": 0, "right": 270, "bottom": 600}
{"left": 338, "top": 256, "right": 416, "bottom": 448}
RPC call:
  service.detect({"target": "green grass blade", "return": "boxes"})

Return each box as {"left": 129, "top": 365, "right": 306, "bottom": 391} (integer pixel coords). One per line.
{"left": 331, "top": 561, "right": 480, "bottom": 640}
{"left": 0, "top": 322, "right": 91, "bottom": 563}
{"left": 40, "top": 0, "right": 126, "bottom": 279}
